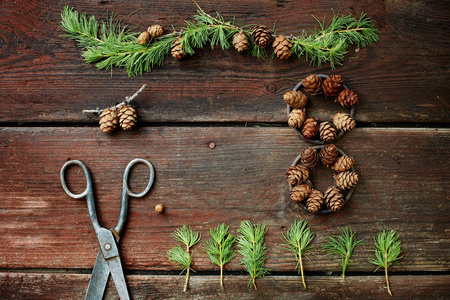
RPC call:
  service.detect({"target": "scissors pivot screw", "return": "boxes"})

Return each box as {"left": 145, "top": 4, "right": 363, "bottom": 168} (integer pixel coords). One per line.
{"left": 104, "top": 243, "right": 112, "bottom": 251}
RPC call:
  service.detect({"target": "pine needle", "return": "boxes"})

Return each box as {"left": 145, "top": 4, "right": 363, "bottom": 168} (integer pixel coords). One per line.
{"left": 281, "top": 219, "right": 314, "bottom": 289}
{"left": 202, "top": 223, "right": 236, "bottom": 288}
{"left": 322, "top": 227, "right": 366, "bottom": 277}
{"left": 368, "top": 228, "right": 403, "bottom": 296}
{"left": 60, "top": 5, "right": 380, "bottom": 76}
{"left": 167, "top": 225, "right": 201, "bottom": 292}
{"left": 237, "top": 220, "right": 269, "bottom": 290}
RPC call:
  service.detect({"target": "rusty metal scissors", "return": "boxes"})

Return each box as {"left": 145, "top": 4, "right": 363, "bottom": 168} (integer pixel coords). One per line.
{"left": 61, "top": 159, "right": 155, "bottom": 300}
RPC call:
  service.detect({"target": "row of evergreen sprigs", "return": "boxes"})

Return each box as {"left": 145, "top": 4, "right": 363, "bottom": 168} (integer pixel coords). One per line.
{"left": 168, "top": 220, "right": 402, "bottom": 296}
{"left": 60, "top": 3, "right": 380, "bottom": 77}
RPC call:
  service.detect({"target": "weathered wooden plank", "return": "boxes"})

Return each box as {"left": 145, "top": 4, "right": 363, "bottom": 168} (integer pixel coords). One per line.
{"left": 0, "top": 1, "right": 448, "bottom": 123}
{"left": 0, "top": 127, "right": 448, "bottom": 272}
{"left": 1, "top": 273, "right": 449, "bottom": 299}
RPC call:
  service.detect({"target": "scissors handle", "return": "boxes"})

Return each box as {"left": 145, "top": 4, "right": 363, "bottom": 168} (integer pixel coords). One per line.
{"left": 61, "top": 160, "right": 101, "bottom": 234}
{"left": 114, "top": 158, "right": 155, "bottom": 235}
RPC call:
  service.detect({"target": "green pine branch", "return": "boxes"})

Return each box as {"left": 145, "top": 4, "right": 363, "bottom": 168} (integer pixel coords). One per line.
{"left": 167, "top": 225, "right": 202, "bottom": 292}
{"left": 60, "top": 5, "right": 380, "bottom": 77}
{"left": 322, "top": 227, "right": 366, "bottom": 277}
{"left": 368, "top": 228, "right": 403, "bottom": 296}
{"left": 202, "top": 223, "right": 236, "bottom": 288}
{"left": 281, "top": 219, "right": 314, "bottom": 289}
{"left": 237, "top": 220, "right": 269, "bottom": 290}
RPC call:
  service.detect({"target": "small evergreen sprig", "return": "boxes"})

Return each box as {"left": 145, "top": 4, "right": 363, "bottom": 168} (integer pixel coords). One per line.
{"left": 322, "top": 227, "right": 366, "bottom": 277}
{"left": 202, "top": 223, "right": 236, "bottom": 288}
{"left": 167, "top": 225, "right": 202, "bottom": 292}
{"left": 368, "top": 229, "right": 403, "bottom": 296}
{"left": 60, "top": 4, "right": 380, "bottom": 77}
{"left": 281, "top": 218, "right": 314, "bottom": 289}
{"left": 237, "top": 220, "right": 269, "bottom": 290}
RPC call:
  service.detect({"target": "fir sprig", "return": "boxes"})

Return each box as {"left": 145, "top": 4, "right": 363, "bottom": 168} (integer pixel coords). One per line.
{"left": 322, "top": 227, "right": 366, "bottom": 277}
{"left": 368, "top": 229, "right": 403, "bottom": 296}
{"left": 167, "top": 225, "right": 202, "bottom": 292}
{"left": 237, "top": 220, "right": 269, "bottom": 290}
{"left": 202, "top": 223, "right": 236, "bottom": 288}
{"left": 281, "top": 219, "right": 314, "bottom": 289}
{"left": 60, "top": 4, "right": 379, "bottom": 77}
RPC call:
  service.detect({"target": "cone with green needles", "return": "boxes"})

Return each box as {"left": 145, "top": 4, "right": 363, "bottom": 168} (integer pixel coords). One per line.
{"left": 167, "top": 225, "right": 202, "bottom": 292}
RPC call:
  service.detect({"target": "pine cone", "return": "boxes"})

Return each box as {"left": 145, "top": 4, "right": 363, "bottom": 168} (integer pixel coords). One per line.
{"left": 333, "top": 113, "right": 356, "bottom": 132}
{"left": 290, "top": 183, "right": 312, "bottom": 203}
{"left": 232, "top": 32, "right": 249, "bottom": 52}
{"left": 335, "top": 171, "right": 359, "bottom": 190}
{"left": 300, "top": 146, "right": 319, "bottom": 168}
{"left": 99, "top": 108, "right": 118, "bottom": 133}
{"left": 272, "top": 35, "right": 292, "bottom": 60}
{"left": 320, "top": 144, "right": 338, "bottom": 165}
{"left": 336, "top": 89, "right": 359, "bottom": 107}
{"left": 288, "top": 108, "right": 306, "bottom": 128}
{"left": 319, "top": 121, "right": 337, "bottom": 143}
{"left": 283, "top": 91, "right": 308, "bottom": 108}
{"left": 301, "top": 118, "right": 319, "bottom": 140}
{"left": 251, "top": 25, "right": 272, "bottom": 48}
{"left": 324, "top": 187, "right": 345, "bottom": 211}
{"left": 286, "top": 165, "right": 310, "bottom": 185}
{"left": 118, "top": 105, "right": 137, "bottom": 130}
{"left": 302, "top": 74, "right": 323, "bottom": 95}
{"left": 138, "top": 31, "right": 150, "bottom": 45}
{"left": 305, "top": 190, "right": 324, "bottom": 213}
{"left": 171, "top": 37, "right": 185, "bottom": 59}
{"left": 147, "top": 25, "right": 164, "bottom": 38}
{"left": 322, "top": 74, "right": 344, "bottom": 97}
{"left": 331, "top": 156, "right": 355, "bottom": 172}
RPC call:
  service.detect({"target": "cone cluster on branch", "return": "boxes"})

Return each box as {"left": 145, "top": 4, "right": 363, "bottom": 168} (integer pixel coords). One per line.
{"left": 138, "top": 24, "right": 164, "bottom": 46}
{"left": 98, "top": 104, "right": 138, "bottom": 133}
{"left": 287, "top": 145, "right": 359, "bottom": 213}
{"left": 284, "top": 74, "right": 359, "bottom": 142}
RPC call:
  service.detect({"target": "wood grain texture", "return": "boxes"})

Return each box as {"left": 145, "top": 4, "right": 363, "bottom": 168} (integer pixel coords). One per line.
{"left": 1, "top": 273, "right": 449, "bottom": 299}
{"left": 0, "top": 0, "right": 449, "bottom": 123}
{"left": 1, "top": 127, "right": 448, "bottom": 272}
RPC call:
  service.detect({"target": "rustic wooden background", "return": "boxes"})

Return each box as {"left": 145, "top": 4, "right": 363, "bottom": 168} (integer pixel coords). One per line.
{"left": 1, "top": 0, "right": 449, "bottom": 299}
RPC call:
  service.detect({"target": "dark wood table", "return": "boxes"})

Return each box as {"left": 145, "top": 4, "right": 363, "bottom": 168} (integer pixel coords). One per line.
{"left": 1, "top": 1, "right": 449, "bottom": 299}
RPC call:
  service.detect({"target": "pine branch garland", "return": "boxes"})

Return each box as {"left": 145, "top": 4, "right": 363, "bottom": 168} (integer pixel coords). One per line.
{"left": 60, "top": 4, "right": 380, "bottom": 77}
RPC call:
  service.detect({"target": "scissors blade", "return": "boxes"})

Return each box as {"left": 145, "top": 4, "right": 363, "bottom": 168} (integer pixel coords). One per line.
{"left": 85, "top": 250, "right": 109, "bottom": 300}
{"left": 106, "top": 255, "right": 130, "bottom": 300}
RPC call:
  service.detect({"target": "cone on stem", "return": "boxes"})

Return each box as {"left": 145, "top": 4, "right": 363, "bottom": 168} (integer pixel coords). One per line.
{"left": 171, "top": 37, "right": 185, "bottom": 59}
{"left": 272, "top": 35, "right": 292, "bottom": 60}
{"left": 99, "top": 108, "right": 118, "bottom": 133}
{"left": 118, "top": 105, "right": 137, "bottom": 130}
{"left": 232, "top": 32, "right": 249, "bottom": 52}
{"left": 251, "top": 25, "right": 272, "bottom": 48}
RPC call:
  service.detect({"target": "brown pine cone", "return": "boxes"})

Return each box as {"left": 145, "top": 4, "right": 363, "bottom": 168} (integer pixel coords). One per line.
{"left": 286, "top": 165, "right": 310, "bottom": 185}
{"left": 272, "top": 35, "right": 292, "bottom": 60}
{"left": 171, "top": 37, "right": 185, "bottom": 59}
{"left": 335, "top": 171, "right": 359, "bottom": 190}
{"left": 300, "top": 146, "right": 319, "bottom": 168}
{"left": 305, "top": 189, "right": 324, "bottom": 213}
{"left": 99, "top": 108, "right": 118, "bottom": 133}
{"left": 138, "top": 31, "right": 150, "bottom": 45}
{"left": 301, "top": 118, "right": 319, "bottom": 140}
{"left": 320, "top": 144, "right": 338, "bottom": 165}
{"left": 118, "top": 105, "right": 137, "bottom": 130}
{"left": 232, "top": 32, "right": 249, "bottom": 52}
{"left": 336, "top": 89, "right": 359, "bottom": 107}
{"left": 290, "top": 183, "right": 312, "bottom": 203}
{"left": 147, "top": 25, "right": 164, "bottom": 38}
{"left": 331, "top": 156, "right": 355, "bottom": 172}
{"left": 283, "top": 91, "right": 308, "bottom": 108}
{"left": 324, "top": 187, "right": 345, "bottom": 211}
{"left": 251, "top": 25, "right": 272, "bottom": 48}
{"left": 302, "top": 74, "right": 323, "bottom": 95}
{"left": 288, "top": 108, "right": 306, "bottom": 128}
{"left": 319, "top": 121, "right": 337, "bottom": 143}
{"left": 333, "top": 113, "right": 356, "bottom": 132}
{"left": 322, "top": 74, "right": 344, "bottom": 97}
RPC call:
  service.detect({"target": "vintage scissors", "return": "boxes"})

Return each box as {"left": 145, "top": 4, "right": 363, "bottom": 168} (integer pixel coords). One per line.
{"left": 61, "top": 159, "right": 155, "bottom": 300}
